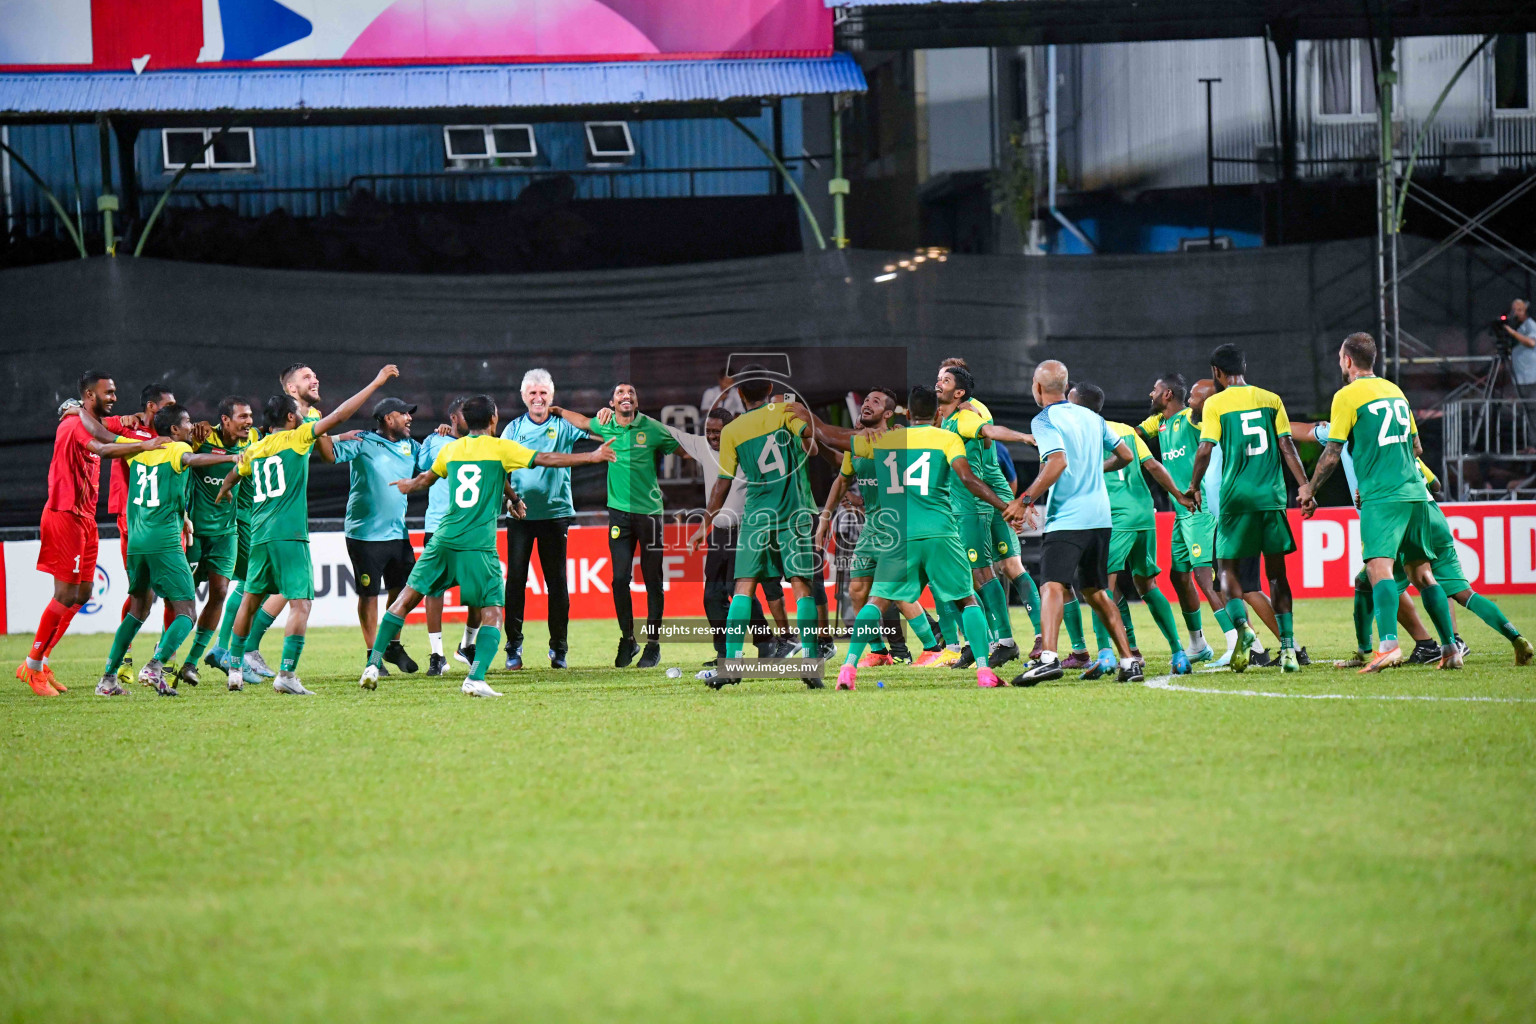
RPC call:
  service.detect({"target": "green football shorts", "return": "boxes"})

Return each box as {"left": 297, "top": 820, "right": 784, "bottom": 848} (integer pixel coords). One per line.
{"left": 125, "top": 548, "right": 197, "bottom": 603}
{"left": 871, "top": 534, "right": 973, "bottom": 604}
{"left": 1170, "top": 511, "right": 1216, "bottom": 572}
{"left": 186, "top": 531, "right": 237, "bottom": 584}
{"left": 737, "top": 515, "right": 817, "bottom": 581}
{"left": 1215, "top": 509, "right": 1295, "bottom": 560}
{"left": 958, "top": 514, "right": 993, "bottom": 573}
{"left": 1359, "top": 498, "right": 1446, "bottom": 564}
{"left": 990, "top": 510, "right": 1020, "bottom": 562}
{"left": 407, "top": 540, "right": 504, "bottom": 608}
{"left": 847, "top": 525, "right": 888, "bottom": 580}
{"left": 246, "top": 539, "right": 315, "bottom": 600}
{"left": 1108, "top": 527, "right": 1161, "bottom": 578}
{"left": 233, "top": 520, "right": 251, "bottom": 581}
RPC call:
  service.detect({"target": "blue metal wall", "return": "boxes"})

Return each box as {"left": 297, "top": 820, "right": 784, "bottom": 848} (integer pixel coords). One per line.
{"left": 4, "top": 102, "right": 803, "bottom": 236}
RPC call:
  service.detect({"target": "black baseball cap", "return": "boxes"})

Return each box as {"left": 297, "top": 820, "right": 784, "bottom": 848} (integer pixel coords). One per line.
{"left": 373, "top": 397, "right": 417, "bottom": 421}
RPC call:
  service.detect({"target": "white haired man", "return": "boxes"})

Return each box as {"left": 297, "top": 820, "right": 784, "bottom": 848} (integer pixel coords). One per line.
{"left": 498, "top": 368, "right": 587, "bottom": 669}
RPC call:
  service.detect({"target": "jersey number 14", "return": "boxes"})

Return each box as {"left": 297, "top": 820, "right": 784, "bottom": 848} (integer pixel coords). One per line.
{"left": 883, "top": 451, "right": 932, "bottom": 495}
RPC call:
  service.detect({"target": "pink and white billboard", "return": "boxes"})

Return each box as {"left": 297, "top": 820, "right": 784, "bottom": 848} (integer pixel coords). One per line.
{"left": 0, "top": 0, "right": 833, "bottom": 73}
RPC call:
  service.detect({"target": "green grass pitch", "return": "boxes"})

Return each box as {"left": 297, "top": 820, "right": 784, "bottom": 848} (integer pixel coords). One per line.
{"left": 3, "top": 595, "right": 1535, "bottom": 1022}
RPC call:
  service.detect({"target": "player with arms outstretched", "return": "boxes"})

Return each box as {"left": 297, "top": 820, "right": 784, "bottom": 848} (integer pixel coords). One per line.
{"left": 1188, "top": 344, "right": 1309, "bottom": 673}
{"left": 359, "top": 395, "right": 616, "bottom": 696}
{"left": 214, "top": 365, "right": 400, "bottom": 694}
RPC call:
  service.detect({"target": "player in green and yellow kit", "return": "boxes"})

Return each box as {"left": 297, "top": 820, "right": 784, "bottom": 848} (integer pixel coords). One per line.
{"left": 213, "top": 365, "right": 400, "bottom": 694}
{"left": 821, "top": 386, "right": 1025, "bottom": 690}
{"left": 360, "top": 394, "right": 616, "bottom": 696}
{"left": 553, "top": 385, "right": 684, "bottom": 668}
{"left": 175, "top": 396, "right": 258, "bottom": 687}
{"left": 1188, "top": 344, "right": 1311, "bottom": 673}
{"left": 1300, "top": 332, "right": 1476, "bottom": 673}
{"left": 690, "top": 370, "right": 823, "bottom": 687}
{"left": 814, "top": 386, "right": 947, "bottom": 667}
{"left": 1065, "top": 382, "right": 1198, "bottom": 675}
{"left": 934, "top": 361, "right": 1041, "bottom": 671}
{"left": 97, "top": 405, "right": 241, "bottom": 696}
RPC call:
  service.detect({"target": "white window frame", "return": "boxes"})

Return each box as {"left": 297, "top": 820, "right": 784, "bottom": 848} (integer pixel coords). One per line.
{"left": 1312, "top": 39, "right": 1400, "bottom": 123}
{"left": 442, "top": 124, "right": 538, "bottom": 162}
{"left": 161, "top": 127, "right": 256, "bottom": 171}
{"left": 584, "top": 121, "right": 635, "bottom": 164}
{"left": 1493, "top": 33, "right": 1536, "bottom": 116}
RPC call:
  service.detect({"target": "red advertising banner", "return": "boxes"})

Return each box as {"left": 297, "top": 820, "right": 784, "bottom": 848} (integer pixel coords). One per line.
{"left": 1, "top": 0, "right": 833, "bottom": 73}
{"left": 1145, "top": 502, "right": 1536, "bottom": 602}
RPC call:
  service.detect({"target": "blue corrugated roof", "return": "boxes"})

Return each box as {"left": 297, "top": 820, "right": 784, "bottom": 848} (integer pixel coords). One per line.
{"left": 0, "top": 55, "right": 864, "bottom": 116}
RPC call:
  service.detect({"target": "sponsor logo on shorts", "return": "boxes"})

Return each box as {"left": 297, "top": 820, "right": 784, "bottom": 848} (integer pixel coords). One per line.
{"left": 611, "top": 526, "right": 621, "bottom": 539}
{"left": 967, "top": 548, "right": 978, "bottom": 562}
{"left": 1192, "top": 543, "right": 1203, "bottom": 557}
{"left": 997, "top": 541, "right": 1007, "bottom": 554}
{"left": 360, "top": 573, "right": 371, "bottom": 587}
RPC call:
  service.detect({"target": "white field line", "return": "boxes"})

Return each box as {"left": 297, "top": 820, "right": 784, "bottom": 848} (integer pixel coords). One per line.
{"left": 1143, "top": 667, "right": 1536, "bottom": 703}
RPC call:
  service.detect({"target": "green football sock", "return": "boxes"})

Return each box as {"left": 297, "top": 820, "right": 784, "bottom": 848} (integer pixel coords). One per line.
{"left": 1063, "top": 597, "right": 1087, "bottom": 652}
{"left": 216, "top": 581, "right": 243, "bottom": 650}
{"left": 1213, "top": 607, "right": 1234, "bottom": 634}
{"left": 936, "top": 600, "right": 960, "bottom": 648}
{"left": 368, "top": 611, "right": 406, "bottom": 669}
{"left": 1370, "top": 579, "right": 1399, "bottom": 647}
{"left": 186, "top": 627, "right": 215, "bottom": 667}
{"left": 979, "top": 577, "right": 1012, "bottom": 642}
{"left": 1144, "top": 589, "right": 1183, "bottom": 654}
{"left": 796, "top": 597, "right": 818, "bottom": 658}
{"left": 228, "top": 631, "right": 248, "bottom": 669}
{"left": 247, "top": 605, "right": 277, "bottom": 655}
{"left": 868, "top": 605, "right": 888, "bottom": 653}
{"left": 1090, "top": 607, "right": 1114, "bottom": 652}
{"left": 1465, "top": 592, "right": 1522, "bottom": 640}
{"left": 1012, "top": 572, "right": 1042, "bottom": 633}
{"left": 1276, "top": 612, "right": 1294, "bottom": 650}
{"left": 1116, "top": 595, "right": 1139, "bottom": 648}
{"left": 1224, "top": 598, "right": 1249, "bottom": 629}
{"left": 843, "top": 603, "right": 883, "bottom": 666}
{"left": 469, "top": 626, "right": 499, "bottom": 681}
{"left": 907, "top": 612, "right": 938, "bottom": 651}
{"left": 725, "top": 594, "right": 751, "bottom": 659}
{"left": 152, "top": 614, "right": 194, "bottom": 664}
{"left": 959, "top": 603, "right": 990, "bottom": 665}
{"left": 1419, "top": 583, "right": 1456, "bottom": 646}
{"left": 104, "top": 613, "right": 145, "bottom": 675}
{"left": 1182, "top": 608, "right": 1203, "bottom": 634}
{"left": 280, "top": 634, "right": 306, "bottom": 674}
{"left": 1352, "top": 586, "right": 1373, "bottom": 652}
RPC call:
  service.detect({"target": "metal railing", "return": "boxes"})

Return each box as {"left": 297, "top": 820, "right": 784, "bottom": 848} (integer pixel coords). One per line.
{"left": 1443, "top": 396, "right": 1536, "bottom": 499}
{"left": 349, "top": 165, "right": 783, "bottom": 204}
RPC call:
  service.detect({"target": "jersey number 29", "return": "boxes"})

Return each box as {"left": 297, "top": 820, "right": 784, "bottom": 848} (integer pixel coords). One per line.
{"left": 1367, "top": 398, "right": 1413, "bottom": 446}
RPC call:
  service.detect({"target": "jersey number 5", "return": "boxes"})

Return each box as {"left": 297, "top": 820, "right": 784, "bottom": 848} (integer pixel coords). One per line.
{"left": 1367, "top": 398, "right": 1413, "bottom": 446}
{"left": 1239, "top": 410, "right": 1269, "bottom": 456}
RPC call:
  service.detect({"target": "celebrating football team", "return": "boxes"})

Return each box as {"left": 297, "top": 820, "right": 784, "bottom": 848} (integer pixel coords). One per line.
{"left": 18, "top": 337, "right": 1534, "bottom": 699}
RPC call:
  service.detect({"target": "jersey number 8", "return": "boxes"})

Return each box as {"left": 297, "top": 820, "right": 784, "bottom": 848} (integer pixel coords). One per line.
{"left": 250, "top": 456, "right": 287, "bottom": 502}
{"left": 454, "top": 465, "right": 482, "bottom": 508}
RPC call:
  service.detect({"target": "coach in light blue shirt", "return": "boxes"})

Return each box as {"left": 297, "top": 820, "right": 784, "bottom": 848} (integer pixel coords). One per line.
{"left": 1012, "top": 360, "right": 1140, "bottom": 683}
{"left": 332, "top": 397, "right": 423, "bottom": 671}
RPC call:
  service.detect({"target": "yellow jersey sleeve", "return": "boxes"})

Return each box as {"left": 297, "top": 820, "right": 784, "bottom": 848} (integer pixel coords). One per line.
{"left": 236, "top": 440, "right": 257, "bottom": 477}
{"left": 1327, "top": 386, "right": 1358, "bottom": 444}
{"left": 851, "top": 433, "right": 874, "bottom": 460}
{"left": 1132, "top": 432, "right": 1153, "bottom": 462}
{"left": 716, "top": 424, "right": 739, "bottom": 478}
{"left": 430, "top": 442, "right": 452, "bottom": 479}
{"left": 1271, "top": 392, "right": 1292, "bottom": 437}
{"left": 499, "top": 438, "right": 538, "bottom": 472}
{"left": 939, "top": 429, "right": 967, "bottom": 464}
{"left": 1137, "top": 412, "right": 1163, "bottom": 437}
{"left": 1407, "top": 405, "right": 1420, "bottom": 438}
{"left": 951, "top": 409, "right": 986, "bottom": 439}
{"left": 168, "top": 441, "right": 192, "bottom": 473}
{"left": 786, "top": 410, "right": 808, "bottom": 437}
{"left": 1418, "top": 459, "right": 1437, "bottom": 486}
{"left": 1199, "top": 396, "right": 1223, "bottom": 443}
{"left": 840, "top": 450, "right": 854, "bottom": 477}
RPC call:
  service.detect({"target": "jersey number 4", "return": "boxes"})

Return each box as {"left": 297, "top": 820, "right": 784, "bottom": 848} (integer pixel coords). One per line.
{"left": 250, "top": 456, "right": 288, "bottom": 502}
{"left": 1367, "top": 398, "right": 1413, "bottom": 446}
{"left": 883, "top": 451, "right": 932, "bottom": 495}
{"left": 132, "top": 463, "right": 160, "bottom": 508}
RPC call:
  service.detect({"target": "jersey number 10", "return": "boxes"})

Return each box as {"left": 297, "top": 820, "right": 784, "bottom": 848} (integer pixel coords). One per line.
{"left": 250, "top": 456, "right": 288, "bottom": 502}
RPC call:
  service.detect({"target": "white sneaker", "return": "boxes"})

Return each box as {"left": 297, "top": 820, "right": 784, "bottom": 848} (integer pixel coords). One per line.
{"left": 244, "top": 651, "right": 276, "bottom": 677}
{"left": 461, "top": 678, "right": 502, "bottom": 698}
{"left": 226, "top": 666, "right": 244, "bottom": 692}
{"left": 273, "top": 672, "right": 315, "bottom": 695}
{"left": 359, "top": 664, "right": 379, "bottom": 691}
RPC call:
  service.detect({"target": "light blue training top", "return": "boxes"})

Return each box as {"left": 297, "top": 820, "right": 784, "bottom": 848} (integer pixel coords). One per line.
{"left": 1029, "top": 400, "right": 1118, "bottom": 532}
{"left": 417, "top": 430, "right": 455, "bottom": 534}
{"left": 500, "top": 413, "right": 587, "bottom": 520}
{"left": 332, "top": 431, "right": 421, "bottom": 541}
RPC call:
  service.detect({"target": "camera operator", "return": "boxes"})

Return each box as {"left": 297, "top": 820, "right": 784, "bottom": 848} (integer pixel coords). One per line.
{"left": 1499, "top": 298, "right": 1536, "bottom": 390}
